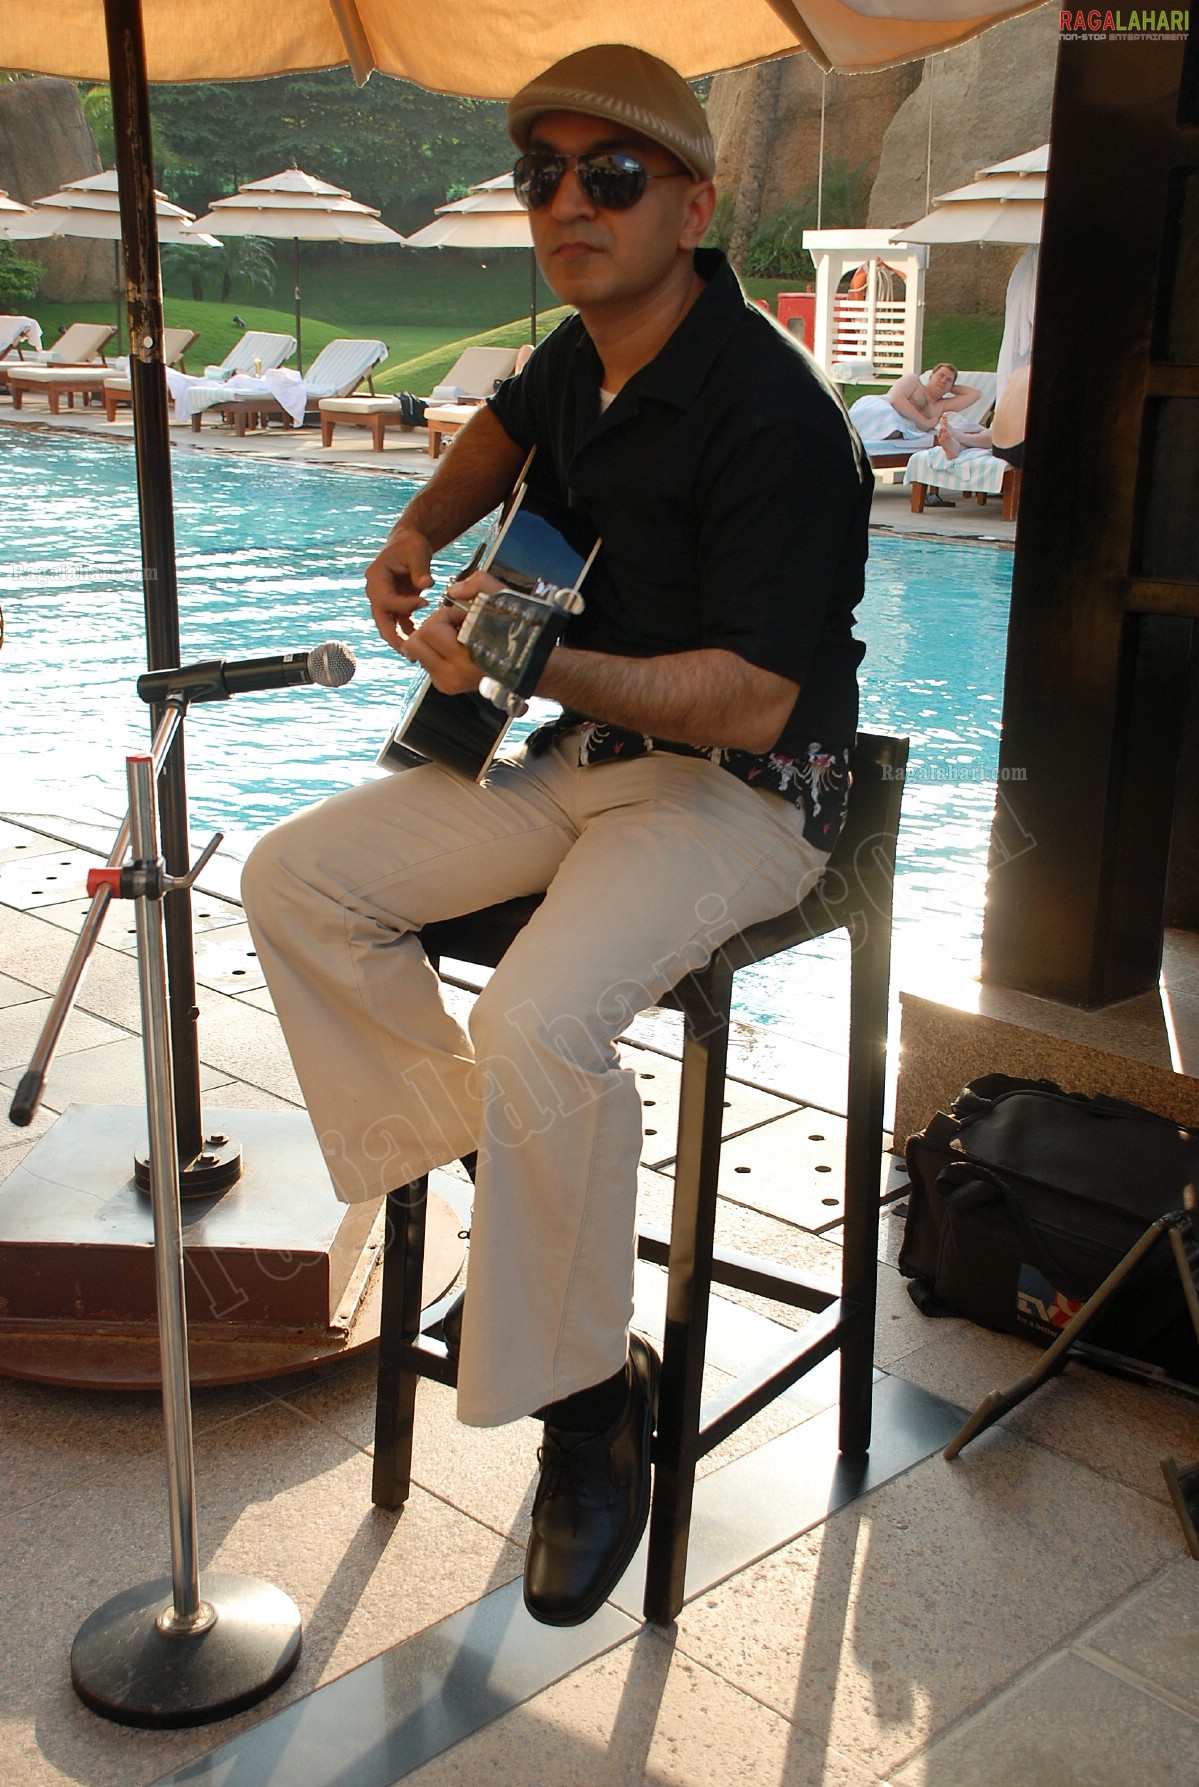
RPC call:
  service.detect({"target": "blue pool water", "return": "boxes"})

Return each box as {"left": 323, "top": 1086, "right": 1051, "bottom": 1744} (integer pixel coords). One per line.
{"left": 0, "top": 432, "right": 1012, "bottom": 1018}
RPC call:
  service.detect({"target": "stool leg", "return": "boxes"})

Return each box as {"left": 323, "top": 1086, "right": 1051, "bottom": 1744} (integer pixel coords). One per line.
{"left": 838, "top": 905, "right": 891, "bottom": 1456}
{"left": 644, "top": 957, "right": 733, "bottom": 1626}
{"left": 372, "top": 1177, "right": 429, "bottom": 1509}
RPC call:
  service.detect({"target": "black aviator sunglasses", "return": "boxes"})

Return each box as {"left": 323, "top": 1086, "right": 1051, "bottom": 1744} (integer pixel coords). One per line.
{"left": 512, "top": 150, "right": 689, "bottom": 213}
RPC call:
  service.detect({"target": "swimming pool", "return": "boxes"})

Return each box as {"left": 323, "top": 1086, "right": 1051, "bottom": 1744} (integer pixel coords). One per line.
{"left": 0, "top": 431, "right": 1012, "bottom": 1016}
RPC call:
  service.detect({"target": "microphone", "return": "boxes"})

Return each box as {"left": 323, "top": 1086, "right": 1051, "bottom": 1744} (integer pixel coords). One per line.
{"left": 137, "top": 641, "right": 356, "bottom": 706}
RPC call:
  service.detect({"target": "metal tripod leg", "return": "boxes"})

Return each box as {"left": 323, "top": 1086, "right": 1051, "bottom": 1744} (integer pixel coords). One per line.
{"left": 945, "top": 1211, "right": 1193, "bottom": 1461}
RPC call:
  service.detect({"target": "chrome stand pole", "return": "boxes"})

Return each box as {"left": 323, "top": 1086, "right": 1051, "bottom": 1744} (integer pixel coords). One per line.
{"left": 128, "top": 752, "right": 206, "bottom": 1630}
{"left": 70, "top": 751, "right": 302, "bottom": 1729}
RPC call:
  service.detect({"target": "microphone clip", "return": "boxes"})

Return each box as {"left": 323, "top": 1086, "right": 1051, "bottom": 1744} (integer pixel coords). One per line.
{"left": 136, "top": 661, "right": 229, "bottom": 706}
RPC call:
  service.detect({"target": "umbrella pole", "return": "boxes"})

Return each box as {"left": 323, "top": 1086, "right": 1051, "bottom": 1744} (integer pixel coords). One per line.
{"left": 530, "top": 245, "right": 537, "bottom": 346}
{"left": 294, "top": 238, "right": 303, "bottom": 375}
{"left": 113, "top": 240, "right": 123, "bottom": 354}
{"left": 104, "top": 0, "right": 230, "bottom": 1187}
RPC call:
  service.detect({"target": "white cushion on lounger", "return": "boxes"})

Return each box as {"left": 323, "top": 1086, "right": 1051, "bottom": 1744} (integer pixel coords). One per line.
{"left": 317, "top": 396, "right": 401, "bottom": 416}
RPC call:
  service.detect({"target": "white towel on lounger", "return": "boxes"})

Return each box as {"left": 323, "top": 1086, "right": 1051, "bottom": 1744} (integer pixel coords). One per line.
{"left": 848, "top": 394, "right": 935, "bottom": 443}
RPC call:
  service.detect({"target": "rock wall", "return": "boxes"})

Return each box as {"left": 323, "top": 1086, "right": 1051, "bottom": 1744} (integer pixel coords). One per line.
{"left": 0, "top": 78, "right": 111, "bottom": 304}
{"left": 709, "top": 2, "right": 1059, "bottom": 314}
{"left": 867, "top": 5, "right": 1060, "bottom": 312}
{"left": 710, "top": 57, "right": 922, "bottom": 223}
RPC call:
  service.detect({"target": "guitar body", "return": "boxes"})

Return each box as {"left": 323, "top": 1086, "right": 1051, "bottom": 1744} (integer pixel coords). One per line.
{"left": 378, "top": 475, "right": 600, "bottom": 782}
{"left": 379, "top": 686, "right": 520, "bottom": 781}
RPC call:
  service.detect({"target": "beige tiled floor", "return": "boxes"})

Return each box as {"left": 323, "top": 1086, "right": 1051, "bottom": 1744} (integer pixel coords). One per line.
{"left": 1, "top": 785, "right": 1197, "bottom": 1779}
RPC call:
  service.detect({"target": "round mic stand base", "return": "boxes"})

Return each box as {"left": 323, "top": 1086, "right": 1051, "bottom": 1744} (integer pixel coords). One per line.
{"left": 133, "top": 1131, "right": 244, "bottom": 1199}
{"left": 71, "top": 1572, "right": 302, "bottom": 1729}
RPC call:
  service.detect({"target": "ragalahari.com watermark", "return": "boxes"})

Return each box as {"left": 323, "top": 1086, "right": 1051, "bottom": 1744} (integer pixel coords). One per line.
{"left": 1060, "top": 8, "right": 1189, "bottom": 38}
{"left": 882, "top": 763, "right": 1028, "bottom": 783}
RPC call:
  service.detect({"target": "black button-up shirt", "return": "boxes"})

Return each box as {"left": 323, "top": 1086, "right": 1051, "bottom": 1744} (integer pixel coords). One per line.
{"left": 489, "top": 249, "right": 870, "bottom": 846}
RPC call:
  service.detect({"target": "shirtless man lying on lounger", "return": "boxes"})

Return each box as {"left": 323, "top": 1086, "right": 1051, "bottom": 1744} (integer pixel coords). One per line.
{"left": 849, "top": 363, "right": 979, "bottom": 443}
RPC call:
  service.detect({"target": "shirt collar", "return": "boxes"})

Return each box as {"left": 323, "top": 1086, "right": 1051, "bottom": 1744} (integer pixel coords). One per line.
{"left": 633, "top": 249, "right": 751, "bottom": 410}
{"left": 571, "top": 248, "right": 753, "bottom": 417}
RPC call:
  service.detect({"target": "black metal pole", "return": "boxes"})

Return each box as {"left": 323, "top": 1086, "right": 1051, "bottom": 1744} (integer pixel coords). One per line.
{"left": 293, "top": 238, "right": 303, "bottom": 374}
{"left": 529, "top": 246, "right": 537, "bottom": 346}
{"left": 104, "top": 0, "right": 204, "bottom": 1168}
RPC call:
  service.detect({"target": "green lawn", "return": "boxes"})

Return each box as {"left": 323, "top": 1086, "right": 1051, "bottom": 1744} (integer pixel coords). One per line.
{"left": 25, "top": 249, "right": 1005, "bottom": 393}
{"left": 29, "top": 248, "right": 554, "bottom": 375}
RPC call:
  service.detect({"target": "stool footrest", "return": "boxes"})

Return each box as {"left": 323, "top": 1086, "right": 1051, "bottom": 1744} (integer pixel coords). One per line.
{"left": 694, "top": 1298, "right": 864, "bottom": 1457}
{"left": 400, "top": 1332, "right": 458, "bottom": 1388}
{"left": 637, "top": 1224, "right": 838, "bottom": 1314}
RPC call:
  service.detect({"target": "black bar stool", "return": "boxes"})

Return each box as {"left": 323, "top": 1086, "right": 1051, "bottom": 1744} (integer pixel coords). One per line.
{"left": 372, "top": 730, "right": 908, "bottom": 1625}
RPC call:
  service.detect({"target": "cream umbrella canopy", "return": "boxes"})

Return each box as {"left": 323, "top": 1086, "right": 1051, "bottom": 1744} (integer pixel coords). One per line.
{"left": 890, "top": 145, "right": 1049, "bottom": 246}
{"left": 3, "top": 0, "right": 1048, "bottom": 87}
{"left": 2, "top": 170, "right": 218, "bottom": 349}
{"left": 191, "top": 168, "right": 405, "bottom": 372}
{"left": 6, "top": 169, "right": 217, "bottom": 244}
{"left": 0, "top": 189, "right": 37, "bottom": 224}
{"left": 404, "top": 173, "right": 545, "bottom": 343}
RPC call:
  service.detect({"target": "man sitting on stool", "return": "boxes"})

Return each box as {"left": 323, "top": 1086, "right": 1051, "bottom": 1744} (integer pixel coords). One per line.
{"left": 242, "top": 43, "right": 871, "bottom": 1628}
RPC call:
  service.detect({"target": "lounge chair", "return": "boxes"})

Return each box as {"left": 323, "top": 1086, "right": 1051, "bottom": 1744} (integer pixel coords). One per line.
{"left": 318, "top": 345, "right": 520, "bottom": 451}
{"left": 905, "top": 445, "right": 1023, "bottom": 521}
{"left": 9, "top": 328, "right": 198, "bottom": 415}
{"left": 103, "top": 327, "right": 295, "bottom": 421}
{"left": 198, "top": 330, "right": 297, "bottom": 383}
{"left": 191, "top": 337, "right": 387, "bottom": 435}
{"left": 0, "top": 315, "right": 41, "bottom": 359}
{"left": 0, "top": 321, "right": 117, "bottom": 393}
{"left": 856, "top": 371, "right": 998, "bottom": 472}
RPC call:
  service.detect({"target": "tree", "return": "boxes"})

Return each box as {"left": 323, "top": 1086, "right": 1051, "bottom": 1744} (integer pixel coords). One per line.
{"left": 81, "top": 85, "right": 114, "bottom": 165}
{"left": 0, "top": 241, "right": 42, "bottom": 309}
{"left": 148, "top": 71, "right": 513, "bottom": 235}
{"left": 160, "top": 235, "right": 274, "bottom": 303}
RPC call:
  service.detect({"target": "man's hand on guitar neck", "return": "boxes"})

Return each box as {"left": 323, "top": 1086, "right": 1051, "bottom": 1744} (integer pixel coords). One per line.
{"left": 366, "top": 405, "right": 528, "bottom": 654}
{"left": 399, "top": 569, "right": 501, "bottom": 695}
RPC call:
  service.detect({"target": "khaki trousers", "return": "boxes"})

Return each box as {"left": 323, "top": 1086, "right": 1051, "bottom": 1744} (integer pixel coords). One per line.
{"left": 241, "top": 735, "right": 829, "bottom": 1426}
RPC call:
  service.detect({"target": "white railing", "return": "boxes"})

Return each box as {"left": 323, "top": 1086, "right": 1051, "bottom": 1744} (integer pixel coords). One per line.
{"left": 833, "top": 298, "right": 908, "bottom": 378}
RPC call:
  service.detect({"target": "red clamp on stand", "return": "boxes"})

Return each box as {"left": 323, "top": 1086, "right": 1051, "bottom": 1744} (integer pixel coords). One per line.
{"left": 86, "top": 867, "right": 126, "bottom": 899}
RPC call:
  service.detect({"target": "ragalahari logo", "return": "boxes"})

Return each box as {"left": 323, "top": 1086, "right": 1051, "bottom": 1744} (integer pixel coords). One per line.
{"left": 1060, "top": 8, "right": 1189, "bottom": 37}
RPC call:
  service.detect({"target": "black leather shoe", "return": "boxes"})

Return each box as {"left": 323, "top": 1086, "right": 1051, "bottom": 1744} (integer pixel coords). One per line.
{"left": 523, "top": 1335, "right": 659, "bottom": 1627}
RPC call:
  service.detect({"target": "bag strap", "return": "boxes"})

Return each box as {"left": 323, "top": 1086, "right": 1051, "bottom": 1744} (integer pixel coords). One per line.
{"left": 935, "top": 1158, "right": 1093, "bottom": 1291}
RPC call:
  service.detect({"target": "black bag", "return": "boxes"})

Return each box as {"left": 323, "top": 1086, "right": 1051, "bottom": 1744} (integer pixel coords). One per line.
{"left": 396, "top": 391, "right": 427, "bottom": 427}
{"left": 900, "top": 1073, "right": 1199, "bottom": 1382}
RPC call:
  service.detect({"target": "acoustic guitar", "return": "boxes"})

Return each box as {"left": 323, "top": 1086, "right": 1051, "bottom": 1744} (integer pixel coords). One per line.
{"left": 377, "top": 468, "right": 600, "bottom": 782}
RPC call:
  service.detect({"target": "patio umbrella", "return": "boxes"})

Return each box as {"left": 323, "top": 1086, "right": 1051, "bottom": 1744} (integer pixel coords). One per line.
{"left": 2, "top": 0, "right": 1044, "bottom": 86}
{"left": 191, "top": 169, "right": 405, "bottom": 373}
{"left": 405, "top": 173, "right": 545, "bottom": 344}
{"left": 889, "top": 145, "right": 1048, "bottom": 246}
{"left": 1, "top": 170, "right": 217, "bottom": 350}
